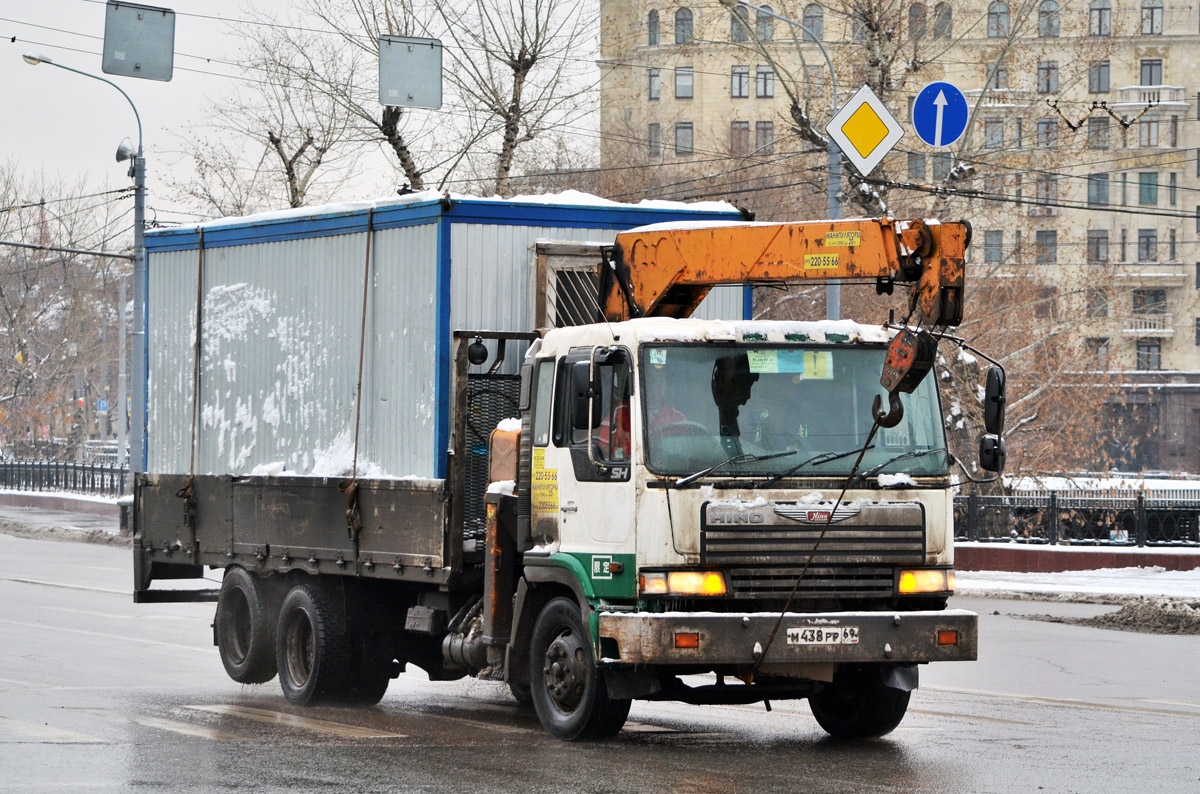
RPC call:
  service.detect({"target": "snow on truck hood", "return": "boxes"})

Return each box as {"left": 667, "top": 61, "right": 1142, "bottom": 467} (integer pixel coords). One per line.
{"left": 542, "top": 318, "right": 894, "bottom": 350}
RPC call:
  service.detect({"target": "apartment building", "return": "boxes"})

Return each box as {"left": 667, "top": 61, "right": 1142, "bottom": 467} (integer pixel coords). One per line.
{"left": 599, "top": 0, "right": 1200, "bottom": 471}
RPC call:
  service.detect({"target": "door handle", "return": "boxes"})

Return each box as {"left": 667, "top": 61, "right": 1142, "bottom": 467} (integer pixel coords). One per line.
{"left": 560, "top": 504, "right": 578, "bottom": 513}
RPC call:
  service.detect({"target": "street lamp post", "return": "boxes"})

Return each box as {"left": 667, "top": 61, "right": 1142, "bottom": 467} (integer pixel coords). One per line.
{"left": 23, "top": 53, "right": 146, "bottom": 481}
{"left": 720, "top": 0, "right": 842, "bottom": 319}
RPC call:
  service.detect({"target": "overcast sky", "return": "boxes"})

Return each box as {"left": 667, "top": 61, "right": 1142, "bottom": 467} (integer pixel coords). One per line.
{"left": 1, "top": 0, "right": 323, "bottom": 223}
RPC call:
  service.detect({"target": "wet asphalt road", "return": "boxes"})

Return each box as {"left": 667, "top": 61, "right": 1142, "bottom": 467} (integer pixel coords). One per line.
{"left": 1, "top": 532, "right": 1198, "bottom": 793}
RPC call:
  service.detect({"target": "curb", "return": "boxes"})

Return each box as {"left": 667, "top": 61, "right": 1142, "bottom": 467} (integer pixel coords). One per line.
{"left": 0, "top": 491, "right": 120, "bottom": 519}
{"left": 956, "top": 543, "right": 1200, "bottom": 573}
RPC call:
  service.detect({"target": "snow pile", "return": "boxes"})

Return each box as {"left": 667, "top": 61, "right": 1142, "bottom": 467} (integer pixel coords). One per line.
{"left": 495, "top": 418, "right": 522, "bottom": 433}
{"left": 487, "top": 480, "right": 516, "bottom": 495}
{"left": 957, "top": 566, "right": 1200, "bottom": 600}
{"left": 877, "top": 473, "right": 918, "bottom": 488}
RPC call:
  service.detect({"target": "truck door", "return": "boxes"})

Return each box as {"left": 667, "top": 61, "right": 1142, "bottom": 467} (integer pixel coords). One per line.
{"left": 545, "top": 347, "right": 635, "bottom": 548}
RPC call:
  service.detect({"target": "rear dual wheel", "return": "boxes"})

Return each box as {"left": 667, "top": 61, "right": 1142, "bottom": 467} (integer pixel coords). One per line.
{"left": 276, "top": 582, "right": 392, "bottom": 706}
{"left": 215, "top": 567, "right": 278, "bottom": 684}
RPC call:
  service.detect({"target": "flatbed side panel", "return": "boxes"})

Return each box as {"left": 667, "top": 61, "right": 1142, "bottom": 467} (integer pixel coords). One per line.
{"left": 135, "top": 474, "right": 452, "bottom": 588}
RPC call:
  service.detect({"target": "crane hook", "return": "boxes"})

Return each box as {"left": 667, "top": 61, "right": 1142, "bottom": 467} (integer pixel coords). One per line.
{"left": 872, "top": 392, "right": 905, "bottom": 428}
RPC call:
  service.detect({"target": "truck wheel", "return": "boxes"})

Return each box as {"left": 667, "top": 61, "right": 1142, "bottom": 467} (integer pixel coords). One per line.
{"left": 214, "top": 567, "right": 277, "bottom": 684}
{"left": 509, "top": 681, "right": 533, "bottom": 709}
{"left": 276, "top": 583, "right": 354, "bottom": 706}
{"left": 808, "top": 664, "right": 913, "bottom": 739}
{"left": 343, "top": 632, "right": 393, "bottom": 706}
{"left": 529, "top": 597, "right": 630, "bottom": 740}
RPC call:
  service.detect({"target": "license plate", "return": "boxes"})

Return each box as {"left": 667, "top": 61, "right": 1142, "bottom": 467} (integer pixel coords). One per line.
{"left": 786, "top": 625, "right": 860, "bottom": 645}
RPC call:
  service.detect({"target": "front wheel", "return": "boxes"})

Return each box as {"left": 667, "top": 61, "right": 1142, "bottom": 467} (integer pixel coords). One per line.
{"left": 529, "top": 597, "right": 630, "bottom": 740}
{"left": 808, "top": 664, "right": 913, "bottom": 739}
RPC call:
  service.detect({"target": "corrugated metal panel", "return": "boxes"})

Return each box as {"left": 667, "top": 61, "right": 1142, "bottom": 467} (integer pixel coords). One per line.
{"left": 448, "top": 225, "right": 745, "bottom": 374}
{"left": 147, "top": 224, "right": 439, "bottom": 476}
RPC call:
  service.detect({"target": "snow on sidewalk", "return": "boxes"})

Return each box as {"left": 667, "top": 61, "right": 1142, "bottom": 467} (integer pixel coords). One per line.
{"left": 958, "top": 566, "right": 1200, "bottom": 600}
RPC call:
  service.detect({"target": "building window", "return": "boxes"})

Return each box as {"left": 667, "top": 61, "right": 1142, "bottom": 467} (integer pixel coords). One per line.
{"left": 1037, "top": 61, "right": 1059, "bottom": 94}
{"left": 1086, "top": 290, "right": 1109, "bottom": 319}
{"left": 648, "top": 123, "right": 662, "bottom": 157}
{"left": 1038, "top": 0, "right": 1059, "bottom": 37}
{"left": 731, "top": 121, "right": 750, "bottom": 156}
{"left": 1141, "top": 59, "right": 1163, "bottom": 86}
{"left": 984, "top": 119, "right": 1004, "bottom": 149}
{"left": 1089, "top": 61, "right": 1110, "bottom": 93}
{"left": 756, "top": 66, "right": 774, "bottom": 98}
{"left": 731, "top": 66, "right": 749, "bottom": 98}
{"left": 987, "top": 2, "right": 1010, "bottom": 38}
{"left": 1037, "top": 119, "right": 1057, "bottom": 147}
{"left": 1088, "top": 229, "right": 1110, "bottom": 263}
{"left": 648, "top": 10, "right": 659, "bottom": 45}
{"left": 984, "top": 174, "right": 1003, "bottom": 195}
{"left": 1170, "top": 228, "right": 1177, "bottom": 259}
{"left": 648, "top": 68, "right": 660, "bottom": 100}
{"left": 802, "top": 4, "right": 823, "bottom": 40}
{"left": 933, "top": 3, "right": 952, "bottom": 38}
{"left": 984, "top": 230, "right": 1004, "bottom": 264}
{"left": 908, "top": 152, "right": 926, "bottom": 180}
{"left": 675, "top": 8, "right": 693, "bottom": 44}
{"left": 756, "top": 121, "right": 774, "bottom": 154}
{"left": 1036, "top": 230, "right": 1058, "bottom": 264}
{"left": 1138, "top": 229, "right": 1158, "bottom": 262}
{"left": 1121, "top": 173, "right": 1128, "bottom": 205}
{"left": 1086, "top": 338, "right": 1109, "bottom": 369}
{"left": 675, "top": 67, "right": 693, "bottom": 99}
{"left": 1134, "top": 288, "right": 1167, "bottom": 314}
{"left": 1088, "top": 174, "right": 1110, "bottom": 206}
{"left": 1088, "top": 117, "right": 1110, "bottom": 149}
{"left": 674, "top": 122, "right": 693, "bottom": 155}
{"left": 909, "top": 3, "right": 927, "bottom": 39}
{"left": 1195, "top": 318, "right": 1200, "bottom": 346}
{"left": 731, "top": 5, "right": 750, "bottom": 42}
{"left": 1140, "top": 119, "right": 1159, "bottom": 148}
{"left": 1089, "top": 0, "right": 1111, "bottom": 35}
{"left": 1139, "top": 172, "right": 1159, "bottom": 205}
{"left": 1016, "top": 119, "right": 1023, "bottom": 147}
{"left": 1136, "top": 339, "right": 1162, "bottom": 370}
{"left": 756, "top": 6, "right": 774, "bottom": 40}
{"left": 1121, "top": 228, "right": 1128, "bottom": 260}
{"left": 932, "top": 152, "right": 951, "bottom": 180}
{"left": 1142, "top": 0, "right": 1163, "bottom": 35}
{"left": 1035, "top": 173, "right": 1057, "bottom": 206}
{"left": 987, "top": 63, "right": 1008, "bottom": 90}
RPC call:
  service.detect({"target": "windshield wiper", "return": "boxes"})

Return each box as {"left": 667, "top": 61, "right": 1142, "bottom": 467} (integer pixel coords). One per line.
{"left": 760, "top": 445, "right": 876, "bottom": 487}
{"left": 852, "top": 448, "right": 949, "bottom": 483}
{"left": 674, "top": 450, "right": 798, "bottom": 488}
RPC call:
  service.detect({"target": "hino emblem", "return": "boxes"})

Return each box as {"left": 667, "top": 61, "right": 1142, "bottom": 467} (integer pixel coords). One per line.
{"left": 774, "top": 503, "right": 861, "bottom": 524}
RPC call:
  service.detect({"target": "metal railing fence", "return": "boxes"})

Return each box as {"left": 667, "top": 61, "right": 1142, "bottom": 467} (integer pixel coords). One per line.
{"left": 0, "top": 460, "right": 128, "bottom": 498}
{"left": 955, "top": 491, "right": 1200, "bottom": 546}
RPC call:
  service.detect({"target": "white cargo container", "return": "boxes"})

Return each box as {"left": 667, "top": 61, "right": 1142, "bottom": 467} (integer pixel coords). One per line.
{"left": 145, "top": 191, "right": 746, "bottom": 478}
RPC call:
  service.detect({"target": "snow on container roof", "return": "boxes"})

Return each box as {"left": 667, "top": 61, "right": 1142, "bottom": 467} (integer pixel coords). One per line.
{"left": 146, "top": 190, "right": 743, "bottom": 253}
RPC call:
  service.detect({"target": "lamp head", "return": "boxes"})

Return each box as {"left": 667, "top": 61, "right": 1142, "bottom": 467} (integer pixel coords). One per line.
{"left": 116, "top": 138, "right": 137, "bottom": 163}
{"left": 22, "top": 52, "right": 50, "bottom": 66}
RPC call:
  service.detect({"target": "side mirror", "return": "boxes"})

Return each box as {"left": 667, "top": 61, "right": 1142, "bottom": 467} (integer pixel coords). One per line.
{"left": 979, "top": 434, "right": 1006, "bottom": 472}
{"left": 570, "top": 361, "right": 599, "bottom": 431}
{"left": 984, "top": 365, "right": 1006, "bottom": 436}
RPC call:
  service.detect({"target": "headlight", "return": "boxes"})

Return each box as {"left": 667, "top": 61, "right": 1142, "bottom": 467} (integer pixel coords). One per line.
{"left": 640, "top": 570, "right": 728, "bottom": 596}
{"left": 898, "top": 568, "right": 955, "bottom": 595}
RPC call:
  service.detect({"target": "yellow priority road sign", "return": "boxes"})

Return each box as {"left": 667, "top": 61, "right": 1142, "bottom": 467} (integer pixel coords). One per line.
{"left": 825, "top": 84, "right": 904, "bottom": 178}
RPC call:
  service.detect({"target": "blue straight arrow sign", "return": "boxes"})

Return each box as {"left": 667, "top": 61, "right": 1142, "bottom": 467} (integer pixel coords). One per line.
{"left": 912, "top": 82, "right": 968, "bottom": 148}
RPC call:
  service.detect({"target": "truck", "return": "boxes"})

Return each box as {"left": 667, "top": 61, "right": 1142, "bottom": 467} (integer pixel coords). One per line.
{"left": 133, "top": 192, "right": 1003, "bottom": 741}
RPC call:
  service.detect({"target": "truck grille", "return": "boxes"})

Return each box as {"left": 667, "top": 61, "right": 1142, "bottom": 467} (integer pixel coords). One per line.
{"left": 700, "top": 499, "right": 926, "bottom": 599}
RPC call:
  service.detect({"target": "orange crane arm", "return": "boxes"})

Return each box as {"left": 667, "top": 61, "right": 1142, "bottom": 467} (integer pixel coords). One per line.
{"left": 599, "top": 217, "right": 970, "bottom": 328}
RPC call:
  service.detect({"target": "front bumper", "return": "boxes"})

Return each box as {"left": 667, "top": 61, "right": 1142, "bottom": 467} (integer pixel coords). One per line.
{"left": 598, "top": 608, "right": 977, "bottom": 666}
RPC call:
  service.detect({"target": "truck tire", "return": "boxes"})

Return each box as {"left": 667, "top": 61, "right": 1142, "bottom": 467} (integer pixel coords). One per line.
{"left": 342, "top": 632, "right": 393, "bottom": 706}
{"left": 214, "top": 567, "right": 277, "bottom": 684}
{"left": 808, "top": 664, "right": 913, "bottom": 739}
{"left": 509, "top": 681, "right": 533, "bottom": 709}
{"left": 276, "top": 582, "right": 354, "bottom": 706}
{"left": 529, "top": 597, "right": 630, "bottom": 740}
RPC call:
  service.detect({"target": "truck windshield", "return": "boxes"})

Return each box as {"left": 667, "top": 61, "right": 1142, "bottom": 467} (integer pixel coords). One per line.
{"left": 640, "top": 344, "right": 948, "bottom": 479}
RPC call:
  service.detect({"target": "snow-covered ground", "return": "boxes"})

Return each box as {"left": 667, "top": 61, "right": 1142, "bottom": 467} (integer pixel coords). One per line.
{"left": 958, "top": 567, "right": 1200, "bottom": 600}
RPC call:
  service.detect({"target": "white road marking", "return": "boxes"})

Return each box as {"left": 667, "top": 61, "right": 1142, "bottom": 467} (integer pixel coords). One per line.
{"left": 926, "top": 685, "right": 1200, "bottom": 718}
{"left": 0, "top": 714, "right": 107, "bottom": 744}
{"left": 0, "top": 619, "right": 217, "bottom": 654}
{"left": 130, "top": 715, "right": 253, "bottom": 742}
{"left": 185, "top": 705, "right": 407, "bottom": 739}
{"left": 41, "top": 606, "right": 195, "bottom": 621}
{"left": 0, "top": 577, "right": 126, "bottom": 595}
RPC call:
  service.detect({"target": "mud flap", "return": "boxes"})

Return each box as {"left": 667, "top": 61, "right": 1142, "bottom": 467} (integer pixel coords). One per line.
{"left": 882, "top": 663, "right": 919, "bottom": 692}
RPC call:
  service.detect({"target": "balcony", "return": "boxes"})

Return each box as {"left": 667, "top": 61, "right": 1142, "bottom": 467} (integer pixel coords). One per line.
{"left": 1120, "top": 312, "right": 1175, "bottom": 336}
{"left": 1112, "top": 85, "right": 1188, "bottom": 109}
{"left": 963, "top": 88, "right": 1034, "bottom": 109}
{"left": 1111, "top": 262, "right": 1189, "bottom": 287}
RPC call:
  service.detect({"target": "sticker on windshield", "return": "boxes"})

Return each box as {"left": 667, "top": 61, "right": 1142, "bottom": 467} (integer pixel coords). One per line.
{"left": 802, "top": 351, "right": 833, "bottom": 380}
{"left": 648, "top": 348, "right": 668, "bottom": 367}
{"left": 748, "top": 350, "right": 806, "bottom": 374}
